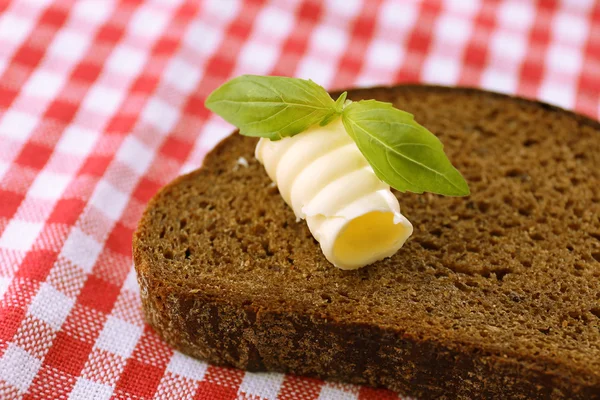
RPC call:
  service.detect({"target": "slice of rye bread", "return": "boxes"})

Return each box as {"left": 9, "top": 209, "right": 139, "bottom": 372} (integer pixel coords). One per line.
{"left": 133, "top": 85, "right": 600, "bottom": 399}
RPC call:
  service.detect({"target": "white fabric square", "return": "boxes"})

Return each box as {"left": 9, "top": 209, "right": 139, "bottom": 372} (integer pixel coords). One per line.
{"left": 238, "top": 42, "right": 278, "bottom": 74}
{"left": 61, "top": 227, "right": 103, "bottom": 273}
{"left": 28, "top": 171, "right": 71, "bottom": 200}
{"left": 353, "top": 74, "right": 385, "bottom": 88}
{"left": 489, "top": 30, "right": 528, "bottom": 62}
{"left": 129, "top": 7, "right": 170, "bottom": 39}
{"left": 553, "top": 11, "right": 589, "bottom": 45}
{"left": 82, "top": 85, "right": 123, "bottom": 115}
{"left": 539, "top": 81, "right": 575, "bottom": 110}
{"left": 96, "top": 316, "right": 143, "bottom": 357}
{"left": 141, "top": 97, "right": 180, "bottom": 134}
{"left": 72, "top": 0, "right": 114, "bottom": 24}
{"left": 296, "top": 57, "right": 334, "bottom": 88}
{"left": 0, "top": 161, "right": 8, "bottom": 181}
{"left": 435, "top": 14, "right": 472, "bottom": 44}
{"left": 324, "top": 0, "right": 362, "bottom": 19}
{"left": 239, "top": 371, "right": 285, "bottom": 400}
{"left": 185, "top": 22, "right": 221, "bottom": 56}
{"left": 89, "top": 180, "right": 129, "bottom": 220}
{"left": 317, "top": 386, "right": 357, "bottom": 400}
{"left": 198, "top": 118, "right": 232, "bottom": 151}
{"left": 497, "top": 1, "right": 535, "bottom": 30}
{"left": 378, "top": 1, "right": 417, "bottom": 30}
{"left": 0, "top": 13, "right": 32, "bottom": 44}
{"left": 0, "top": 275, "right": 11, "bottom": 300}
{"left": 167, "top": 352, "right": 208, "bottom": 381}
{"left": 179, "top": 162, "right": 196, "bottom": 175}
{"left": 560, "top": 0, "right": 595, "bottom": 13}
{"left": 56, "top": 125, "right": 99, "bottom": 156}
{"left": 310, "top": 25, "right": 347, "bottom": 56}
{"left": 163, "top": 58, "right": 201, "bottom": 92}
{"left": 443, "top": 0, "right": 479, "bottom": 15}
{"left": 0, "top": 344, "right": 42, "bottom": 392}
{"left": 204, "top": 0, "right": 239, "bottom": 23}
{"left": 422, "top": 55, "right": 460, "bottom": 85}
{"left": 366, "top": 40, "right": 403, "bottom": 70}
{"left": 0, "top": 110, "right": 38, "bottom": 141}
{"left": 115, "top": 136, "right": 153, "bottom": 175}
{"left": 105, "top": 45, "right": 147, "bottom": 76}
{"left": 48, "top": 29, "right": 89, "bottom": 61}
{"left": 69, "top": 377, "right": 113, "bottom": 400}
{"left": 546, "top": 44, "right": 582, "bottom": 74}
{"left": 22, "top": 69, "right": 65, "bottom": 99}
{"left": 122, "top": 266, "right": 140, "bottom": 293}
{"left": 255, "top": 5, "right": 294, "bottom": 38}
{"left": 481, "top": 68, "right": 517, "bottom": 94}
{"left": 0, "top": 220, "right": 42, "bottom": 252}
{"left": 28, "top": 283, "right": 74, "bottom": 330}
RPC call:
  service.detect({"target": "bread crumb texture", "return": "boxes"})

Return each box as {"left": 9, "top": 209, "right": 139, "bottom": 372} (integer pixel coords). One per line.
{"left": 134, "top": 86, "right": 600, "bottom": 399}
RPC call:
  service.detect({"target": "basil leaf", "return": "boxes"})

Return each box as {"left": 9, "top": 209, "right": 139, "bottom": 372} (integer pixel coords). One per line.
{"left": 341, "top": 100, "right": 470, "bottom": 196}
{"left": 319, "top": 92, "right": 348, "bottom": 127}
{"left": 205, "top": 75, "right": 337, "bottom": 140}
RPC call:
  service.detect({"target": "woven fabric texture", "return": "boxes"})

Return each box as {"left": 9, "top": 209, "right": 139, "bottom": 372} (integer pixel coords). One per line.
{"left": 0, "top": 0, "right": 598, "bottom": 399}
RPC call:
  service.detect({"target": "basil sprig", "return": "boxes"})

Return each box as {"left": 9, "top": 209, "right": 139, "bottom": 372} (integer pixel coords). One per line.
{"left": 206, "top": 75, "right": 469, "bottom": 196}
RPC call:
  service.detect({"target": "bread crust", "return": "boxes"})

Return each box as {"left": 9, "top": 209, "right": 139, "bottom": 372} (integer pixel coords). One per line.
{"left": 134, "top": 85, "right": 600, "bottom": 399}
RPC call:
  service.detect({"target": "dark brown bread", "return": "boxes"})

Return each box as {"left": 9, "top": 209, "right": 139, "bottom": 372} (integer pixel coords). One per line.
{"left": 133, "top": 85, "right": 600, "bottom": 399}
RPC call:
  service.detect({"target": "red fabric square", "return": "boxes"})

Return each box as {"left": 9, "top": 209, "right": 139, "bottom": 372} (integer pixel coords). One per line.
{"left": 24, "top": 365, "right": 77, "bottom": 400}
{"left": 44, "top": 331, "right": 93, "bottom": 375}
{"left": 79, "top": 155, "right": 112, "bottom": 176}
{"left": 71, "top": 62, "right": 102, "bottom": 83}
{"left": 160, "top": 137, "right": 190, "bottom": 161}
{"left": 278, "top": 375, "right": 323, "bottom": 400}
{"left": 97, "top": 24, "right": 124, "bottom": 43}
{"left": 229, "top": 19, "right": 253, "bottom": 40}
{"left": 12, "top": 46, "right": 44, "bottom": 68}
{"left": 15, "top": 142, "right": 52, "bottom": 170}
{"left": 132, "top": 178, "right": 161, "bottom": 204}
{"left": 61, "top": 304, "right": 107, "bottom": 344}
{"left": 183, "top": 95, "right": 209, "bottom": 119}
{"left": 154, "top": 37, "right": 178, "bottom": 55}
{"left": 358, "top": 387, "right": 399, "bottom": 400}
{"left": 0, "top": 87, "right": 18, "bottom": 108}
{"left": 204, "top": 366, "right": 244, "bottom": 389}
{"left": 44, "top": 100, "right": 78, "bottom": 122}
{"left": 116, "top": 359, "right": 165, "bottom": 399}
{"left": 16, "top": 250, "right": 57, "bottom": 281}
{"left": 13, "top": 316, "right": 56, "bottom": 359}
{"left": 0, "top": 190, "right": 24, "bottom": 218}
{"left": 297, "top": 0, "right": 321, "bottom": 20}
{"left": 105, "top": 223, "right": 133, "bottom": 256}
{"left": 77, "top": 275, "right": 120, "bottom": 314}
{"left": 105, "top": 115, "right": 137, "bottom": 134}
{"left": 130, "top": 75, "right": 159, "bottom": 94}
{"left": 204, "top": 56, "right": 235, "bottom": 79}
{"left": 130, "top": 327, "right": 172, "bottom": 366}
{"left": 38, "top": 6, "right": 68, "bottom": 27}
{"left": 0, "top": 306, "right": 26, "bottom": 342}
{"left": 194, "top": 382, "right": 238, "bottom": 400}
{"left": 48, "top": 198, "right": 86, "bottom": 225}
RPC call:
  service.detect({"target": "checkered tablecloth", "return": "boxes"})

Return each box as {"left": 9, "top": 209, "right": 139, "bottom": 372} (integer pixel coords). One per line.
{"left": 0, "top": 0, "right": 598, "bottom": 399}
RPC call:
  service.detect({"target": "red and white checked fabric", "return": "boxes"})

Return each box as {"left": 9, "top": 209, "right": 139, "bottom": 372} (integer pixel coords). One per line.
{"left": 0, "top": 0, "right": 598, "bottom": 398}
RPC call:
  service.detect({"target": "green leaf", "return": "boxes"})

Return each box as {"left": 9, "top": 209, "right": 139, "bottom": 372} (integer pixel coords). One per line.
{"left": 319, "top": 92, "right": 348, "bottom": 126}
{"left": 205, "top": 75, "right": 337, "bottom": 140}
{"left": 334, "top": 91, "right": 347, "bottom": 113}
{"left": 341, "top": 100, "right": 470, "bottom": 196}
